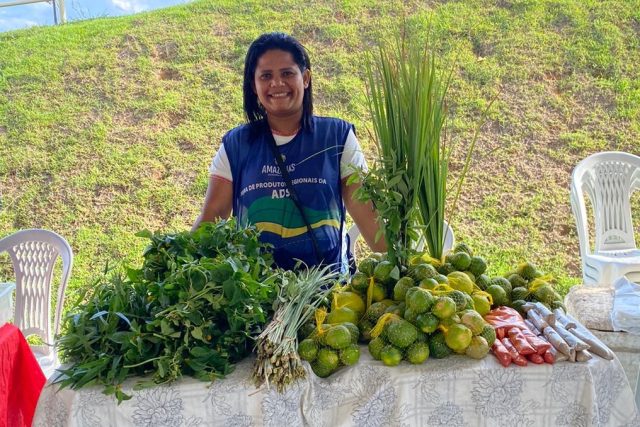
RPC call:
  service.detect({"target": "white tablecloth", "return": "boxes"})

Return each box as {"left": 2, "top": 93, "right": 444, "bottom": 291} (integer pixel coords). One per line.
{"left": 34, "top": 351, "right": 639, "bottom": 427}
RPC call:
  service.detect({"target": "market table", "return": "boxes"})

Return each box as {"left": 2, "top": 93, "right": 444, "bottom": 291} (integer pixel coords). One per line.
{"left": 33, "top": 349, "right": 639, "bottom": 427}
{"left": 0, "top": 323, "right": 46, "bottom": 427}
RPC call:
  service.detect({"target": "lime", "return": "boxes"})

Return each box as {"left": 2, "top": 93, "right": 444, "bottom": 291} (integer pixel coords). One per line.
{"left": 339, "top": 344, "right": 360, "bottom": 366}
{"left": 416, "top": 312, "right": 440, "bottom": 334}
{"left": 380, "top": 345, "right": 403, "bottom": 366}
{"left": 316, "top": 348, "right": 339, "bottom": 372}
{"left": 447, "top": 271, "right": 474, "bottom": 294}
{"left": 311, "top": 360, "right": 334, "bottom": 378}
{"left": 342, "top": 322, "right": 360, "bottom": 343}
{"left": 486, "top": 285, "right": 508, "bottom": 308}
{"left": 471, "top": 293, "right": 491, "bottom": 316}
{"left": 386, "top": 319, "right": 418, "bottom": 349}
{"left": 325, "top": 325, "right": 352, "bottom": 350}
{"left": 465, "top": 336, "right": 490, "bottom": 359}
{"left": 429, "top": 331, "right": 452, "bottom": 359}
{"left": 479, "top": 325, "right": 496, "bottom": 347}
{"left": 368, "top": 336, "right": 386, "bottom": 360}
{"left": 371, "top": 282, "right": 387, "bottom": 302}
{"left": 332, "top": 291, "right": 366, "bottom": 316}
{"left": 432, "top": 296, "right": 457, "bottom": 319}
{"left": 468, "top": 256, "right": 487, "bottom": 276}
{"left": 393, "top": 276, "right": 415, "bottom": 302}
{"left": 443, "top": 323, "right": 473, "bottom": 353}
{"left": 326, "top": 306, "right": 360, "bottom": 325}
{"left": 350, "top": 272, "right": 370, "bottom": 292}
{"left": 405, "top": 287, "right": 435, "bottom": 314}
{"left": 405, "top": 341, "right": 430, "bottom": 364}
{"left": 419, "top": 278, "right": 439, "bottom": 290}
{"left": 460, "top": 310, "right": 486, "bottom": 335}
{"left": 358, "top": 258, "right": 378, "bottom": 277}
{"left": 297, "top": 338, "right": 318, "bottom": 361}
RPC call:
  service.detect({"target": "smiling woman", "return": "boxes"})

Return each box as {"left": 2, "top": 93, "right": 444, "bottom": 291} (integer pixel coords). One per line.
{"left": 193, "top": 32, "right": 387, "bottom": 274}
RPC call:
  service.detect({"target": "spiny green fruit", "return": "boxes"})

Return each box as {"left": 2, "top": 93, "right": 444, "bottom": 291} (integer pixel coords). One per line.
{"left": 386, "top": 319, "right": 418, "bottom": 349}
{"left": 434, "top": 274, "right": 449, "bottom": 284}
{"left": 437, "top": 262, "right": 455, "bottom": 276}
{"left": 511, "top": 286, "right": 529, "bottom": 302}
{"left": 490, "top": 277, "right": 512, "bottom": 295}
{"left": 507, "top": 273, "right": 528, "bottom": 289}
{"left": 373, "top": 261, "right": 398, "bottom": 284}
{"left": 408, "top": 263, "right": 438, "bottom": 281}
{"left": 298, "top": 320, "right": 316, "bottom": 341}
{"left": 358, "top": 258, "right": 378, "bottom": 277}
{"left": 517, "top": 262, "right": 542, "bottom": 281}
{"left": 325, "top": 325, "right": 352, "bottom": 350}
{"left": 339, "top": 344, "right": 360, "bottom": 366}
{"left": 380, "top": 345, "right": 403, "bottom": 366}
{"left": 393, "top": 276, "right": 415, "bottom": 302}
{"left": 405, "top": 341, "right": 430, "bottom": 364}
{"left": 511, "top": 299, "right": 527, "bottom": 316}
{"left": 358, "top": 319, "right": 373, "bottom": 342}
{"left": 415, "top": 330, "right": 429, "bottom": 343}
{"left": 368, "top": 336, "right": 387, "bottom": 360}
{"left": 468, "top": 256, "right": 487, "bottom": 277}
{"left": 475, "top": 274, "right": 490, "bottom": 291}
{"left": 405, "top": 287, "right": 435, "bottom": 314}
{"left": 403, "top": 307, "right": 419, "bottom": 324}
{"left": 429, "top": 331, "right": 453, "bottom": 359}
{"left": 365, "top": 302, "right": 389, "bottom": 323}
{"left": 446, "top": 290, "right": 468, "bottom": 312}
{"left": 478, "top": 325, "right": 497, "bottom": 347}
{"left": 350, "top": 271, "right": 370, "bottom": 292}
{"left": 297, "top": 338, "right": 318, "bottom": 362}
{"left": 453, "top": 242, "right": 474, "bottom": 256}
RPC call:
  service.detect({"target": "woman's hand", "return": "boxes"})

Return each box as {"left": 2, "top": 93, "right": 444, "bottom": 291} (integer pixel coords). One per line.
{"left": 342, "top": 177, "right": 387, "bottom": 252}
{"left": 192, "top": 176, "right": 233, "bottom": 231}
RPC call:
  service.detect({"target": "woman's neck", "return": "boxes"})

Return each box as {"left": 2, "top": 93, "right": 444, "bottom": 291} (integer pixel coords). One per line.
{"left": 267, "top": 112, "right": 303, "bottom": 135}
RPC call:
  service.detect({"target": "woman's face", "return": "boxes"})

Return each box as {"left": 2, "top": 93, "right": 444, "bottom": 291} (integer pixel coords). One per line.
{"left": 253, "top": 49, "right": 310, "bottom": 120}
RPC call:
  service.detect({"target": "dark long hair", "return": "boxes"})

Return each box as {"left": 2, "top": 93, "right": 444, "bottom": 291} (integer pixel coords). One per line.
{"left": 243, "top": 32, "right": 313, "bottom": 131}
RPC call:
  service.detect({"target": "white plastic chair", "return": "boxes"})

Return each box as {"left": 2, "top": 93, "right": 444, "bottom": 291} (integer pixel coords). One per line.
{"left": 347, "top": 221, "right": 455, "bottom": 259}
{"left": 0, "top": 229, "right": 73, "bottom": 376}
{"left": 570, "top": 151, "right": 640, "bottom": 285}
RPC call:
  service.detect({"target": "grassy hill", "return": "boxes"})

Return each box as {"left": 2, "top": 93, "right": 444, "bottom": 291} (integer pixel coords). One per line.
{"left": 1, "top": 0, "right": 639, "bottom": 311}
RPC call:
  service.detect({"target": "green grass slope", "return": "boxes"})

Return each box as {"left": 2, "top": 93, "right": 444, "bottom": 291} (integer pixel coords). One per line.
{"left": 1, "top": 0, "right": 639, "bottom": 310}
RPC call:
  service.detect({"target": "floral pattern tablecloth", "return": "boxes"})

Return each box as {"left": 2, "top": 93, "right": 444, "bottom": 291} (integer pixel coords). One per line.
{"left": 33, "top": 351, "right": 639, "bottom": 427}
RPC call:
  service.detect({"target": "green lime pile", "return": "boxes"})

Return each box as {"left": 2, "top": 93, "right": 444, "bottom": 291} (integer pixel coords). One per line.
{"left": 298, "top": 322, "right": 361, "bottom": 378}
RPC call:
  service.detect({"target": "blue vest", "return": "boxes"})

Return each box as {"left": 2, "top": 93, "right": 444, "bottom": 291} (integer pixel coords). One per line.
{"left": 224, "top": 116, "right": 353, "bottom": 272}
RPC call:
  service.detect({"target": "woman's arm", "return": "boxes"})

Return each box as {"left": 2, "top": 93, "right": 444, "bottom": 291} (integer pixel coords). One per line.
{"left": 191, "top": 176, "right": 233, "bottom": 232}
{"left": 342, "top": 178, "right": 387, "bottom": 252}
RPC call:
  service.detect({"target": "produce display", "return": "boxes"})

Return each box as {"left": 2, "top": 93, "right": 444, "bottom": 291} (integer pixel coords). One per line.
{"left": 55, "top": 220, "right": 281, "bottom": 401}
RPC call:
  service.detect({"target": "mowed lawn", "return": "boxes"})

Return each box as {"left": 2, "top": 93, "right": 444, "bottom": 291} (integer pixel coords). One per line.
{"left": 1, "top": 0, "right": 639, "bottom": 314}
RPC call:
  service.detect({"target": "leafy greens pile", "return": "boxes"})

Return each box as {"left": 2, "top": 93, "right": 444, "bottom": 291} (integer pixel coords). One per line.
{"left": 55, "top": 220, "right": 279, "bottom": 402}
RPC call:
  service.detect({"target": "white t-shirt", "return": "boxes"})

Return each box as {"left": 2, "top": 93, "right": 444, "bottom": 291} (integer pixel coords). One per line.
{"left": 209, "top": 129, "right": 367, "bottom": 181}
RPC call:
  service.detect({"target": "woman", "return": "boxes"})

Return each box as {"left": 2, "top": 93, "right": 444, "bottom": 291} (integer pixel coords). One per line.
{"left": 193, "top": 32, "right": 385, "bottom": 272}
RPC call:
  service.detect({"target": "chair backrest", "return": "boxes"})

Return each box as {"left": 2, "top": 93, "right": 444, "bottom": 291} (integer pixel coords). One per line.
{"left": 0, "top": 229, "right": 73, "bottom": 350}
{"left": 570, "top": 151, "right": 640, "bottom": 254}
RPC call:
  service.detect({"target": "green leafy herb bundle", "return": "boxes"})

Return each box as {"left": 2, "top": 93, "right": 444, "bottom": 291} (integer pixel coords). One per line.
{"left": 253, "top": 264, "right": 338, "bottom": 391}
{"left": 55, "top": 220, "right": 278, "bottom": 402}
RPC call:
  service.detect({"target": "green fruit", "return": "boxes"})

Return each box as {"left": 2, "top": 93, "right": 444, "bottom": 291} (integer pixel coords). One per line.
{"left": 468, "top": 256, "right": 487, "bottom": 276}
{"left": 416, "top": 312, "right": 440, "bottom": 334}
{"left": 511, "top": 299, "right": 527, "bottom": 316}
{"left": 358, "top": 320, "right": 373, "bottom": 342}
{"left": 311, "top": 361, "right": 334, "bottom": 378}
{"left": 511, "top": 286, "right": 529, "bottom": 301}
{"left": 471, "top": 293, "right": 491, "bottom": 316}
{"left": 507, "top": 273, "right": 528, "bottom": 289}
{"left": 446, "top": 252, "right": 472, "bottom": 271}
{"left": 339, "top": 344, "right": 360, "bottom": 366}
{"left": 453, "top": 242, "right": 474, "bottom": 256}
{"left": 374, "top": 261, "right": 397, "bottom": 284}
{"left": 368, "top": 336, "right": 386, "bottom": 360}
{"left": 490, "top": 277, "right": 512, "bottom": 295}
{"left": 479, "top": 325, "right": 497, "bottom": 347}
{"left": 517, "top": 262, "right": 541, "bottom": 281}
{"left": 434, "top": 274, "right": 449, "bottom": 284}
{"left": 350, "top": 272, "right": 370, "bottom": 292}
{"left": 386, "top": 319, "right": 418, "bottom": 348}
{"left": 463, "top": 292, "right": 475, "bottom": 310}
{"left": 403, "top": 307, "right": 419, "bottom": 323}
{"left": 533, "top": 283, "right": 557, "bottom": 304}
{"left": 358, "top": 258, "right": 378, "bottom": 277}
{"left": 432, "top": 296, "right": 457, "bottom": 319}
{"left": 365, "top": 302, "right": 389, "bottom": 323}
{"left": 393, "top": 276, "right": 415, "bottom": 301}
{"left": 380, "top": 345, "right": 403, "bottom": 366}
{"left": 405, "top": 287, "right": 435, "bottom": 314}
{"left": 316, "top": 348, "right": 339, "bottom": 372}
{"left": 447, "top": 271, "right": 474, "bottom": 294}
{"left": 371, "top": 282, "right": 387, "bottom": 302}
{"left": 415, "top": 330, "right": 428, "bottom": 343}
{"left": 486, "top": 285, "right": 508, "bottom": 307}
{"left": 429, "top": 331, "right": 453, "bottom": 359}
{"left": 342, "top": 322, "right": 360, "bottom": 343}
{"left": 437, "top": 262, "right": 455, "bottom": 275}
{"left": 326, "top": 307, "right": 360, "bottom": 325}
{"left": 405, "top": 341, "right": 430, "bottom": 364}
{"left": 409, "top": 263, "right": 438, "bottom": 281}
{"left": 444, "top": 323, "right": 473, "bottom": 353}
{"left": 419, "top": 277, "right": 439, "bottom": 290}
{"left": 463, "top": 271, "right": 476, "bottom": 283}
{"left": 384, "top": 304, "right": 401, "bottom": 316}
{"left": 446, "top": 290, "right": 468, "bottom": 312}
{"left": 297, "top": 338, "right": 318, "bottom": 361}
{"left": 476, "top": 274, "right": 490, "bottom": 290}
{"left": 298, "top": 320, "right": 316, "bottom": 341}
{"left": 325, "top": 325, "right": 352, "bottom": 350}
{"left": 465, "top": 336, "right": 490, "bottom": 359}
{"left": 332, "top": 291, "right": 366, "bottom": 316}
{"left": 460, "top": 310, "right": 486, "bottom": 335}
